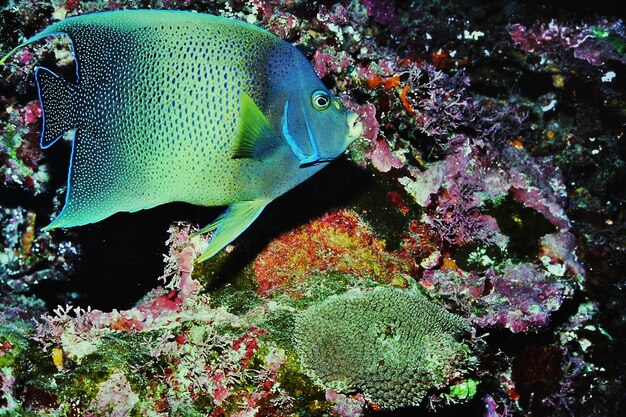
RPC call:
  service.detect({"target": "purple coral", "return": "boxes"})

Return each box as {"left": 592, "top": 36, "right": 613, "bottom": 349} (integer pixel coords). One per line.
{"left": 360, "top": 0, "right": 397, "bottom": 25}
{"left": 509, "top": 19, "right": 626, "bottom": 66}
{"left": 398, "top": 137, "right": 503, "bottom": 245}
{"left": 422, "top": 262, "right": 575, "bottom": 333}
{"left": 399, "top": 66, "right": 474, "bottom": 144}
{"left": 476, "top": 264, "right": 574, "bottom": 332}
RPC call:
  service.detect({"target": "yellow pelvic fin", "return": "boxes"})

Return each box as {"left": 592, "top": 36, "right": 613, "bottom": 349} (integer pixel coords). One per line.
{"left": 195, "top": 199, "right": 269, "bottom": 262}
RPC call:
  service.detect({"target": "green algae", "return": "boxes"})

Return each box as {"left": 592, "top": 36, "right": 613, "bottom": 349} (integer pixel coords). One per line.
{"left": 276, "top": 350, "right": 327, "bottom": 416}
{"left": 445, "top": 378, "right": 479, "bottom": 402}
{"left": 53, "top": 334, "right": 150, "bottom": 412}
{"left": 0, "top": 125, "right": 17, "bottom": 156}
{"left": 257, "top": 307, "right": 297, "bottom": 349}
{"left": 593, "top": 27, "right": 626, "bottom": 55}
{"left": 0, "top": 327, "right": 27, "bottom": 368}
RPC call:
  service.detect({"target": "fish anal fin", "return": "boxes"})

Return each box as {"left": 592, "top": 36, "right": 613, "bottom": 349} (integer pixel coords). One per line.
{"left": 35, "top": 66, "right": 78, "bottom": 148}
{"left": 195, "top": 199, "right": 269, "bottom": 262}
{"left": 232, "top": 92, "right": 279, "bottom": 160}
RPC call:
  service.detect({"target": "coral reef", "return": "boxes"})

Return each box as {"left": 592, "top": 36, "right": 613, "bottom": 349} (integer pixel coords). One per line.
{"left": 1, "top": 206, "right": 78, "bottom": 291}
{"left": 294, "top": 286, "right": 474, "bottom": 409}
{"left": 0, "top": 99, "right": 48, "bottom": 193}
{"left": 0, "top": 0, "right": 625, "bottom": 416}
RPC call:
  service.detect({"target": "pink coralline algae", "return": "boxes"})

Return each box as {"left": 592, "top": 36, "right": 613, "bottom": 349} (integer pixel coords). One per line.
{"left": 15, "top": 49, "right": 35, "bottom": 65}
{"left": 267, "top": 11, "right": 300, "bottom": 40}
{"left": 312, "top": 49, "right": 354, "bottom": 79}
{"left": 34, "top": 225, "right": 204, "bottom": 347}
{"left": 347, "top": 102, "right": 405, "bottom": 172}
{"left": 18, "top": 102, "right": 41, "bottom": 125}
{"left": 326, "top": 390, "right": 366, "bottom": 417}
{"left": 422, "top": 262, "right": 575, "bottom": 333}
{"left": 0, "top": 99, "right": 48, "bottom": 193}
{"left": 91, "top": 370, "right": 140, "bottom": 417}
{"left": 22, "top": 225, "right": 296, "bottom": 416}
{"left": 351, "top": 103, "right": 379, "bottom": 142}
{"left": 509, "top": 19, "right": 626, "bottom": 66}
{"left": 365, "top": 138, "right": 404, "bottom": 172}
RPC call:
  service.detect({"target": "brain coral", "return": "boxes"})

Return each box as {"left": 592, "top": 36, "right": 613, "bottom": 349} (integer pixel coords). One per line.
{"left": 294, "top": 286, "right": 473, "bottom": 409}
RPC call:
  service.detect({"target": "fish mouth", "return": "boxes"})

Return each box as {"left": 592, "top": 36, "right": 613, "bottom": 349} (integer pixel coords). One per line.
{"left": 346, "top": 112, "right": 363, "bottom": 143}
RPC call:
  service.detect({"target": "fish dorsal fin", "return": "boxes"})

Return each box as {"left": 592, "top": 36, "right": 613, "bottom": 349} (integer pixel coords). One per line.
{"left": 232, "top": 92, "right": 280, "bottom": 160}
{"left": 1, "top": 14, "right": 129, "bottom": 81}
{"left": 3, "top": 11, "right": 242, "bottom": 80}
{"left": 194, "top": 199, "right": 269, "bottom": 262}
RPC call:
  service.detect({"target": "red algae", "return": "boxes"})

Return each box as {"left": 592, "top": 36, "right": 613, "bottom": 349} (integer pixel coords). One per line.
{"left": 253, "top": 209, "right": 419, "bottom": 296}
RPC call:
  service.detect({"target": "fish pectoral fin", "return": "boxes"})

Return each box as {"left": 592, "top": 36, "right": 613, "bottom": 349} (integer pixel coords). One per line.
{"left": 195, "top": 199, "right": 269, "bottom": 262}
{"left": 232, "top": 92, "right": 279, "bottom": 160}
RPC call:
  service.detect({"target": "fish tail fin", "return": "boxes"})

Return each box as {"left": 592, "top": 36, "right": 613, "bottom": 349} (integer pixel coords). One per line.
{"left": 35, "top": 66, "right": 79, "bottom": 148}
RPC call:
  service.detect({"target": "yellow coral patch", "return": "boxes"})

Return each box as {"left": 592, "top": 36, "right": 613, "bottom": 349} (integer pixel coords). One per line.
{"left": 52, "top": 347, "right": 63, "bottom": 368}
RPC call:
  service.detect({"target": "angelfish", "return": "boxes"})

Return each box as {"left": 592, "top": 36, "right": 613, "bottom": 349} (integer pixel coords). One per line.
{"left": 1, "top": 10, "right": 363, "bottom": 262}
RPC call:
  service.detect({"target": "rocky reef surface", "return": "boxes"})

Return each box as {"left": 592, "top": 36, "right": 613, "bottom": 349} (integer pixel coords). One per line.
{"left": 1, "top": 1, "right": 625, "bottom": 416}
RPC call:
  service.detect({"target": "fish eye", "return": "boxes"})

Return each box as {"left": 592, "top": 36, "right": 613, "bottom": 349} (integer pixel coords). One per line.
{"left": 311, "top": 90, "right": 331, "bottom": 111}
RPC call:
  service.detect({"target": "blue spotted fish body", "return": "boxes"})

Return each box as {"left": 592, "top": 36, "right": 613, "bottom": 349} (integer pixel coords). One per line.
{"left": 1, "top": 10, "right": 362, "bottom": 261}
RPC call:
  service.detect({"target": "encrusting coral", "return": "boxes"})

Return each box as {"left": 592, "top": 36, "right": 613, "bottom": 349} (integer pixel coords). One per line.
{"left": 293, "top": 286, "right": 474, "bottom": 409}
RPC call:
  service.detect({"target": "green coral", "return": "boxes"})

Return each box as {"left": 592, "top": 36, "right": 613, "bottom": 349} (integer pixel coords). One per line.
{"left": 293, "top": 286, "right": 474, "bottom": 409}
{"left": 593, "top": 27, "right": 626, "bottom": 55}
{"left": 445, "top": 378, "right": 479, "bottom": 402}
